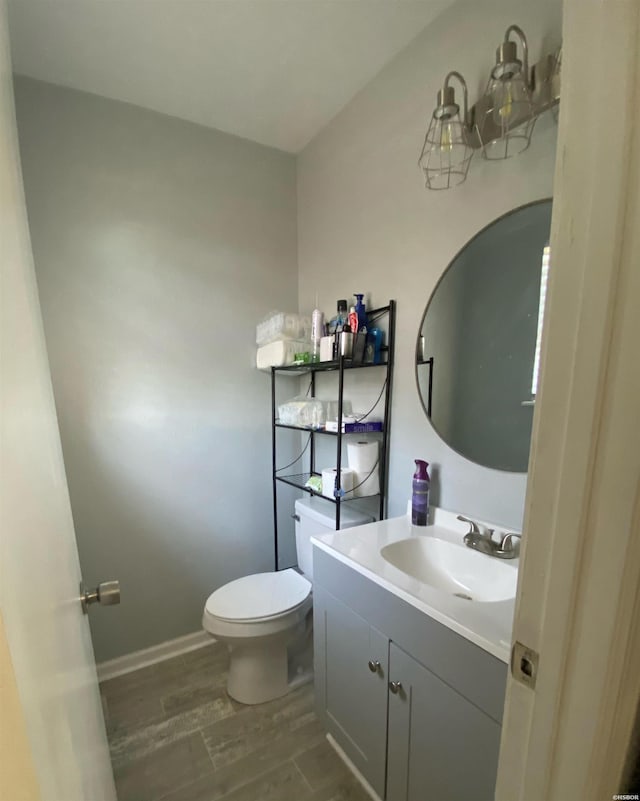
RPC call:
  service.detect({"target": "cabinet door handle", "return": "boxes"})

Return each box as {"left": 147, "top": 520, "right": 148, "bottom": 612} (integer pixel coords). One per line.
{"left": 389, "top": 681, "right": 402, "bottom": 694}
{"left": 367, "top": 660, "right": 380, "bottom": 673}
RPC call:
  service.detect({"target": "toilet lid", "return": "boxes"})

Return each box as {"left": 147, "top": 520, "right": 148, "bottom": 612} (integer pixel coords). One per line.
{"left": 205, "top": 569, "right": 311, "bottom": 622}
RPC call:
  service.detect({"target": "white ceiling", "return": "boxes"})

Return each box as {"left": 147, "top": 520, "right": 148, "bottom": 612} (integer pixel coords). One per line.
{"left": 8, "top": 0, "right": 451, "bottom": 153}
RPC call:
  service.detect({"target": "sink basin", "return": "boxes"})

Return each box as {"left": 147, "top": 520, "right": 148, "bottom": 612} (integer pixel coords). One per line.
{"left": 380, "top": 537, "right": 517, "bottom": 602}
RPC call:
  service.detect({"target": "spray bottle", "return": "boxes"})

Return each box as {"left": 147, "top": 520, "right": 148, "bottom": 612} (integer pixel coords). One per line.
{"left": 412, "top": 459, "right": 430, "bottom": 526}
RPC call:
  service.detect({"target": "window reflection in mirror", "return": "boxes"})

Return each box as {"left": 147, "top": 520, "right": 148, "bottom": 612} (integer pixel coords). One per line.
{"left": 416, "top": 200, "right": 553, "bottom": 472}
{"left": 531, "top": 244, "right": 550, "bottom": 396}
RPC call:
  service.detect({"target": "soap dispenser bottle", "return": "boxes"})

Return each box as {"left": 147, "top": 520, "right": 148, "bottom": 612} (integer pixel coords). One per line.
{"left": 412, "top": 459, "right": 430, "bottom": 526}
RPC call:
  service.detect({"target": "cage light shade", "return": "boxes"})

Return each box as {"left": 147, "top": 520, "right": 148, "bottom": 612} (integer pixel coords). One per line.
{"left": 478, "top": 25, "right": 536, "bottom": 160}
{"left": 419, "top": 112, "right": 474, "bottom": 190}
{"left": 479, "top": 72, "right": 536, "bottom": 160}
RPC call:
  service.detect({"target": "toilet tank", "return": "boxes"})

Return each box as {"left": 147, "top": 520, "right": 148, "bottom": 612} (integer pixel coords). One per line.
{"left": 294, "top": 496, "right": 374, "bottom": 581}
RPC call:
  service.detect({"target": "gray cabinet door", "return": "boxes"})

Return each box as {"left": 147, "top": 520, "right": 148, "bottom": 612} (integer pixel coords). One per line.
{"left": 387, "top": 642, "right": 501, "bottom": 801}
{"left": 314, "top": 586, "right": 389, "bottom": 797}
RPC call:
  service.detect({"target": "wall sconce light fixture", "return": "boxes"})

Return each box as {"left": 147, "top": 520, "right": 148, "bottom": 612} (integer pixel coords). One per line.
{"left": 419, "top": 23, "right": 561, "bottom": 190}
{"left": 418, "top": 72, "right": 475, "bottom": 190}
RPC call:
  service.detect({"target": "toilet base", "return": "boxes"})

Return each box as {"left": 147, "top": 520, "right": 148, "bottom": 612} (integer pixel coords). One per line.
{"left": 225, "top": 614, "right": 313, "bottom": 705}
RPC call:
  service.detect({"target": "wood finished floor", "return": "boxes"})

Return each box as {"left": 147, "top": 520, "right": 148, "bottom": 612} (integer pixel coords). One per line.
{"left": 100, "top": 642, "right": 370, "bottom": 801}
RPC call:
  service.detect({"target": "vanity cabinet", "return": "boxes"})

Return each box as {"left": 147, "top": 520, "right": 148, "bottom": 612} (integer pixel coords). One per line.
{"left": 386, "top": 642, "right": 501, "bottom": 801}
{"left": 313, "top": 586, "right": 389, "bottom": 797}
{"left": 313, "top": 547, "right": 507, "bottom": 801}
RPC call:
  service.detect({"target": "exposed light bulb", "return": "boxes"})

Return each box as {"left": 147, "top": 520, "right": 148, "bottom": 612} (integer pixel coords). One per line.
{"left": 490, "top": 74, "right": 530, "bottom": 128}
{"left": 439, "top": 122, "right": 453, "bottom": 152}
{"left": 491, "top": 81, "right": 514, "bottom": 125}
{"left": 498, "top": 85, "right": 514, "bottom": 121}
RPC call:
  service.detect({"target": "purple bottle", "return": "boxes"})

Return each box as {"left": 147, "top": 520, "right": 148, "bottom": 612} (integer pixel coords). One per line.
{"left": 412, "top": 460, "right": 430, "bottom": 526}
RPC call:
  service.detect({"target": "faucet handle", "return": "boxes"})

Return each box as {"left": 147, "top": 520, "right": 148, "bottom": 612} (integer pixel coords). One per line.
{"left": 499, "top": 532, "right": 522, "bottom": 552}
{"left": 457, "top": 515, "right": 480, "bottom": 535}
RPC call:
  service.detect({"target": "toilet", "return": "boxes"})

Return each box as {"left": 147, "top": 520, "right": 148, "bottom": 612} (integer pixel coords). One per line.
{"left": 202, "top": 497, "right": 373, "bottom": 705}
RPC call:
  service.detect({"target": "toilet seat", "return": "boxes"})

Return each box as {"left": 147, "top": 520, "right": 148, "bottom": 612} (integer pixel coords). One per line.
{"left": 204, "top": 569, "right": 311, "bottom": 624}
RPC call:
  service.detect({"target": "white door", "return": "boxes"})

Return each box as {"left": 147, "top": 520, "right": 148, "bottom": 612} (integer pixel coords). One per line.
{"left": 0, "top": 5, "right": 117, "bottom": 800}
{"left": 496, "top": 1, "right": 640, "bottom": 799}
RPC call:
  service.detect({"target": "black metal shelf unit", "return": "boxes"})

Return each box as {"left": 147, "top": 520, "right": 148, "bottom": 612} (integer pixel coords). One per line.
{"left": 270, "top": 301, "right": 396, "bottom": 570}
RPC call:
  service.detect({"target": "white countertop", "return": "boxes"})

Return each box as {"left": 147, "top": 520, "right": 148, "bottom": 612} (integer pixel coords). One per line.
{"left": 311, "top": 508, "right": 518, "bottom": 663}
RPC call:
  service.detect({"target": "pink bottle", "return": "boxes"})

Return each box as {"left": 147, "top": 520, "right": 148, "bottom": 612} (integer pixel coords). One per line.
{"left": 348, "top": 306, "right": 359, "bottom": 334}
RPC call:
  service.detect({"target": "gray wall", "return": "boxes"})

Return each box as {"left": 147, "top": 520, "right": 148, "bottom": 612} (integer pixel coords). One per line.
{"left": 297, "top": 0, "right": 561, "bottom": 529}
{"left": 14, "top": 77, "right": 298, "bottom": 662}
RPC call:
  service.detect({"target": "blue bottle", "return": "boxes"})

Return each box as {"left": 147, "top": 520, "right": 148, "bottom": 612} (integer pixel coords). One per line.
{"left": 412, "top": 460, "right": 430, "bottom": 526}
{"left": 365, "top": 327, "right": 383, "bottom": 364}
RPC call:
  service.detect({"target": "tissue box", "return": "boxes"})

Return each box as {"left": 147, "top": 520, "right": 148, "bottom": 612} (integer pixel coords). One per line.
{"left": 325, "top": 420, "right": 383, "bottom": 433}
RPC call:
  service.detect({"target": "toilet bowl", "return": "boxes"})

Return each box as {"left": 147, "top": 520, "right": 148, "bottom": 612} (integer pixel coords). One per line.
{"left": 202, "top": 497, "right": 373, "bottom": 705}
{"left": 203, "top": 569, "right": 312, "bottom": 705}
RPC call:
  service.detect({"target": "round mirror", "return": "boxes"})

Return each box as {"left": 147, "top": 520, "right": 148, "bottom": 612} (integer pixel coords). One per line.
{"left": 416, "top": 199, "right": 552, "bottom": 472}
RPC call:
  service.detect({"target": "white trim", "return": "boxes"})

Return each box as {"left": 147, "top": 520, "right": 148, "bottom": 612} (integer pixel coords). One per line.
{"left": 96, "top": 631, "right": 213, "bottom": 682}
{"left": 326, "top": 734, "right": 383, "bottom": 801}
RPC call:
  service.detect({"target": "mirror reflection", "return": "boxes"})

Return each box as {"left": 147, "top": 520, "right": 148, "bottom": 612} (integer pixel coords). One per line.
{"left": 417, "top": 200, "right": 553, "bottom": 472}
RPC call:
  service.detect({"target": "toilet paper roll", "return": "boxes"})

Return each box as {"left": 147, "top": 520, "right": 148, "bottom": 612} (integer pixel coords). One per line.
{"left": 321, "top": 467, "right": 355, "bottom": 499}
{"left": 347, "top": 441, "right": 380, "bottom": 498}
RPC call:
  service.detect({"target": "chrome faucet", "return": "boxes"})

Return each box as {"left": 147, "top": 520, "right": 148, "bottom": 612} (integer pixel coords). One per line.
{"left": 457, "top": 515, "right": 495, "bottom": 555}
{"left": 457, "top": 515, "right": 521, "bottom": 560}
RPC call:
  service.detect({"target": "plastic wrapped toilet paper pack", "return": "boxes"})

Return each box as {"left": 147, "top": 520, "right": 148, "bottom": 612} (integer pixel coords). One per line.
{"left": 347, "top": 441, "right": 379, "bottom": 497}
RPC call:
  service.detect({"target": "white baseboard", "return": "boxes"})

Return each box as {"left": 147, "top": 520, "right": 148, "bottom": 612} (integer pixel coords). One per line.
{"left": 326, "top": 733, "right": 382, "bottom": 801}
{"left": 97, "top": 630, "right": 213, "bottom": 682}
